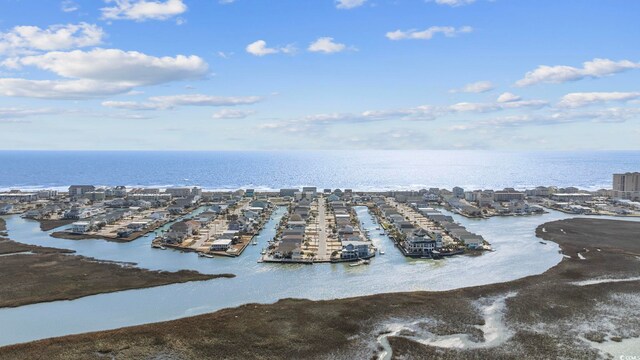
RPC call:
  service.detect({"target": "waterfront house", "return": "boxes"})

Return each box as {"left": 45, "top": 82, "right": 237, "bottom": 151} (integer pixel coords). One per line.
{"left": 340, "top": 240, "right": 371, "bottom": 259}
{"left": 211, "top": 239, "right": 232, "bottom": 251}
{"left": 460, "top": 235, "right": 484, "bottom": 249}
{"left": 167, "top": 205, "right": 184, "bottom": 215}
{"left": 150, "top": 211, "right": 170, "bottom": 221}
{"left": 165, "top": 220, "right": 199, "bottom": 243}
{"left": 404, "top": 231, "right": 439, "bottom": 256}
{"left": 71, "top": 221, "right": 92, "bottom": 234}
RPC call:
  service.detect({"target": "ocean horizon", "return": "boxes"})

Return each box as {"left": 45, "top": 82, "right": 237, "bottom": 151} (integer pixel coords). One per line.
{"left": 1, "top": 150, "right": 638, "bottom": 192}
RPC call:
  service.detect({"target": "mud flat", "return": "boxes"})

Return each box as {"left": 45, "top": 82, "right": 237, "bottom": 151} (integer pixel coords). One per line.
{"left": 0, "top": 218, "right": 234, "bottom": 309}
{"left": 35, "top": 219, "right": 74, "bottom": 231}
{"left": 1, "top": 218, "right": 639, "bottom": 359}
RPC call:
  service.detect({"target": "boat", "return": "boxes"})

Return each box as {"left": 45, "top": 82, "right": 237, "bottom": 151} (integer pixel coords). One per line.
{"left": 349, "top": 259, "right": 370, "bottom": 267}
{"left": 539, "top": 241, "right": 547, "bottom": 245}
{"left": 375, "top": 227, "right": 380, "bottom": 230}
{"left": 379, "top": 249, "right": 385, "bottom": 255}
{"left": 379, "top": 232, "right": 385, "bottom": 235}
{"left": 261, "top": 249, "right": 267, "bottom": 255}
{"left": 203, "top": 253, "right": 214, "bottom": 258}
{"left": 252, "top": 239, "right": 258, "bottom": 245}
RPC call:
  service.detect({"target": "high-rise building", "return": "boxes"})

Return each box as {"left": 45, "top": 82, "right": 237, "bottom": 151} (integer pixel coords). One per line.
{"left": 613, "top": 172, "right": 640, "bottom": 200}
{"left": 613, "top": 172, "right": 640, "bottom": 191}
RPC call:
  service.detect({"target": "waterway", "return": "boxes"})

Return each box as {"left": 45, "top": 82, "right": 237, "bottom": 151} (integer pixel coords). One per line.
{"left": 0, "top": 207, "right": 637, "bottom": 346}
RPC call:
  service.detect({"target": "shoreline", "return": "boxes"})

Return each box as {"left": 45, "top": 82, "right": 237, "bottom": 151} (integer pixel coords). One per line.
{"left": 0, "top": 218, "right": 236, "bottom": 309}
{"left": 1, "top": 217, "right": 639, "bottom": 358}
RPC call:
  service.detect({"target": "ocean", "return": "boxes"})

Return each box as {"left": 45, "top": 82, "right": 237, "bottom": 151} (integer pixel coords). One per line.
{"left": 0, "top": 150, "right": 638, "bottom": 191}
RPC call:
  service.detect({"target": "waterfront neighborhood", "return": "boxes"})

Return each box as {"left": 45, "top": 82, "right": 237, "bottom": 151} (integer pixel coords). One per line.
{"left": 0, "top": 172, "right": 638, "bottom": 263}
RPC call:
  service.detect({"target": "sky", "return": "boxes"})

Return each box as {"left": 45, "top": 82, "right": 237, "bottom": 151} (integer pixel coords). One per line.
{"left": 0, "top": 0, "right": 639, "bottom": 150}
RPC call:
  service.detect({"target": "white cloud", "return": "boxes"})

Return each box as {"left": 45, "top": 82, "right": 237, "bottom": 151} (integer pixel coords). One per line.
{"left": 101, "top": 0, "right": 187, "bottom": 21}
{"left": 148, "top": 94, "right": 262, "bottom": 107}
{"left": 449, "top": 107, "right": 640, "bottom": 131}
{"left": 497, "top": 92, "right": 521, "bottom": 103}
{"left": 0, "top": 23, "right": 104, "bottom": 55}
{"left": 308, "top": 37, "right": 347, "bottom": 54}
{"left": 449, "top": 102, "right": 498, "bottom": 113}
{"left": 101, "top": 100, "right": 164, "bottom": 110}
{"left": 558, "top": 92, "right": 640, "bottom": 108}
{"left": 246, "top": 40, "right": 277, "bottom": 56}
{"left": 449, "top": 97, "right": 547, "bottom": 113}
{"left": 61, "top": 0, "right": 79, "bottom": 12}
{"left": 515, "top": 58, "right": 640, "bottom": 87}
{"left": 246, "top": 40, "right": 295, "bottom": 56}
{"left": 0, "top": 48, "right": 208, "bottom": 99}
{"left": 336, "top": 0, "right": 366, "bottom": 9}
{"left": 431, "top": 0, "right": 475, "bottom": 6}
{"left": 219, "top": 0, "right": 236, "bottom": 4}
{"left": 0, "top": 107, "right": 62, "bottom": 119}
{"left": 4, "top": 48, "right": 208, "bottom": 85}
{"left": 450, "top": 80, "right": 494, "bottom": 93}
{"left": 0, "top": 78, "right": 133, "bottom": 99}
{"left": 212, "top": 109, "right": 256, "bottom": 119}
{"left": 102, "top": 94, "right": 262, "bottom": 110}
{"left": 386, "top": 26, "right": 472, "bottom": 40}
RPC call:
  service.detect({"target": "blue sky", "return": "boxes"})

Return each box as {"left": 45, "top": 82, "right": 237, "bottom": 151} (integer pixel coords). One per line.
{"left": 0, "top": 0, "right": 639, "bottom": 150}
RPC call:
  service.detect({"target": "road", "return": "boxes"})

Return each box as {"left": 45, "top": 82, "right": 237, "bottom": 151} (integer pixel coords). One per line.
{"left": 317, "top": 196, "right": 329, "bottom": 260}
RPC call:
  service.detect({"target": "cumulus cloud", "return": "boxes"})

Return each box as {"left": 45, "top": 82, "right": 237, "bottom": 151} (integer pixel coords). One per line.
{"left": 558, "top": 92, "right": 640, "bottom": 108}
{"left": 0, "top": 23, "right": 104, "bottom": 55}
{"left": 101, "top": 0, "right": 187, "bottom": 21}
{"left": 336, "top": 0, "right": 366, "bottom": 9}
{"left": 497, "top": 92, "right": 521, "bottom": 103}
{"left": 450, "top": 80, "right": 494, "bottom": 93}
{"left": 515, "top": 58, "right": 640, "bottom": 87}
{"left": 308, "top": 37, "right": 347, "bottom": 54}
{"left": 386, "top": 26, "right": 472, "bottom": 40}
{"left": 0, "top": 48, "right": 208, "bottom": 99}
{"left": 102, "top": 94, "right": 262, "bottom": 110}
{"left": 245, "top": 40, "right": 295, "bottom": 56}
{"left": 212, "top": 109, "right": 256, "bottom": 119}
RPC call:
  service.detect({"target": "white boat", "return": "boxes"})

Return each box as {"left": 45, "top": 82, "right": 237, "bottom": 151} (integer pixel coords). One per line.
{"left": 375, "top": 227, "right": 380, "bottom": 230}
{"left": 252, "top": 240, "right": 258, "bottom": 245}
{"left": 203, "top": 254, "right": 214, "bottom": 258}
{"left": 261, "top": 249, "right": 267, "bottom": 255}
{"left": 379, "top": 249, "right": 385, "bottom": 255}
{"left": 349, "top": 259, "right": 370, "bottom": 267}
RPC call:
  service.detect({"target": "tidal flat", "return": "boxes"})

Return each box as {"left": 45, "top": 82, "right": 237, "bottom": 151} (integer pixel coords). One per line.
{"left": 1, "top": 217, "right": 638, "bottom": 359}
{"left": 0, "top": 218, "right": 234, "bottom": 309}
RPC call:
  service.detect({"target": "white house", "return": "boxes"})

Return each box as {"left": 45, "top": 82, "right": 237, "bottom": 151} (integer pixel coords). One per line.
{"left": 211, "top": 239, "right": 232, "bottom": 251}
{"left": 71, "top": 221, "right": 92, "bottom": 234}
